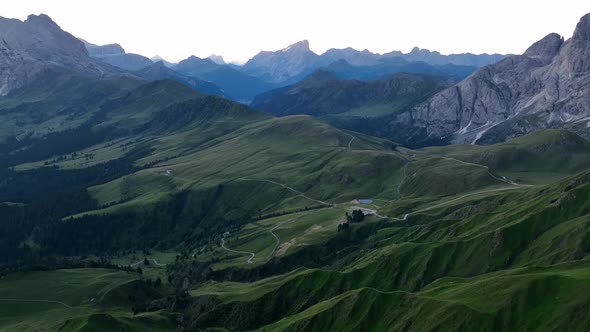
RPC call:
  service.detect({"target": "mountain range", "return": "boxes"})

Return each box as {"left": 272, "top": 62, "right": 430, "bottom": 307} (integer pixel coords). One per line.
{"left": 252, "top": 70, "right": 454, "bottom": 138}
{"left": 3, "top": 11, "right": 590, "bottom": 332}
{"left": 254, "top": 13, "right": 590, "bottom": 148}
{"left": 388, "top": 13, "right": 590, "bottom": 146}
{"left": 73, "top": 36, "right": 506, "bottom": 102}
{"left": 82, "top": 39, "right": 154, "bottom": 71}
{"left": 134, "top": 61, "right": 226, "bottom": 97}
{"left": 241, "top": 39, "right": 505, "bottom": 84}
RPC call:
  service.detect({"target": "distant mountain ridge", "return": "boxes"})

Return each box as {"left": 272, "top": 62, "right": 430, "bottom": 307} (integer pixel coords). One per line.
{"left": 240, "top": 40, "right": 507, "bottom": 84}
{"left": 388, "top": 12, "right": 590, "bottom": 146}
{"left": 252, "top": 69, "right": 454, "bottom": 141}
{"left": 151, "top": 55, "right": 175, "bottom": 67}
{"left": 383, "top": 47, "right": 507, "bottom": 67}
{"left": 134, "top": 61, "right": 226, "bottom": 97}
{"left": 252, "top": 69, "right": 454, "bottom": 117}
{"left": 174, "top": 55, "right": 277, "bottom": 102}
{"left": 81, "top": 39, "right": 154, "bottom": 71}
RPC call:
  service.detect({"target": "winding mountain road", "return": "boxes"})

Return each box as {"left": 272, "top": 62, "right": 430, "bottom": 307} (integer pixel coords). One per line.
{"left": 221, "top": 232, "right": 256, "bottom": 264}
{"left": 388, "top": 186, "right": 526, "bottom": 221}
{"left": 228, "top": 146, "right": 536, "bottom": 264}
{"left": 437, "top": 156, "right": 531, "bottom": 187}
{"left": 268, "top": 215, "right": 308, "bottom": 257}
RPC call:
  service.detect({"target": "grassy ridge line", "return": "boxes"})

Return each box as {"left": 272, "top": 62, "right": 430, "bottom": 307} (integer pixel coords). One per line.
{"left": 260, "top": 262, "right": 590, "bottom": 331}
{"left": 0, "top": 268, "right": 173, "bottom": 332}
{"left": 186, "top": 171, "right": 590, "bottom": 330}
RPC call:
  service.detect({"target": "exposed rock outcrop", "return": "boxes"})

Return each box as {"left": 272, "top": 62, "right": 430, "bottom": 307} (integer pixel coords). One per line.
{"left": 391, "top": 12, "right": 590, "bottom": 146}
{"left": 242, "top": 40, "right": 320, "bottom": 83}
{"left": 0, "top": 14, "right": 111, "bottom": 96}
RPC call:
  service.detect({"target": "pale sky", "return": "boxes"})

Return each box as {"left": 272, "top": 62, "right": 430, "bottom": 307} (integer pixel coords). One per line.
{"left": 2, "top": 0, "right": 590, "bottom": 63}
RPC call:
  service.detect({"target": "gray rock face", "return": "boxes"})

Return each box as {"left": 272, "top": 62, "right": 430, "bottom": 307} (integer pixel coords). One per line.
{"left": 523, "top": 33, "right": 564, "bottom": 61}
{"left": 0, "top": 14, "right": 107, "bottom": 96}
{"left": 243, "top": 40, "right": 320, "bottom": 83}
{"left": 82, "top": 40, "right": 153, "bottom": 71}
{"left": 393, "top": 12, "right": 590, "bottom": 146}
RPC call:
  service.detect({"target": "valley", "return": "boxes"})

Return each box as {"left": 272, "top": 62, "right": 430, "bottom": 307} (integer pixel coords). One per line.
{"left": 1, "top": 9, "right": 590, "bottom": 332}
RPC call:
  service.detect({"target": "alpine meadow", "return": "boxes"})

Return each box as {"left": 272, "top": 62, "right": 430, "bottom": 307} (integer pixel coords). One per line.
{"left": 2, "top": 3, "right": 590, "bottom": 331}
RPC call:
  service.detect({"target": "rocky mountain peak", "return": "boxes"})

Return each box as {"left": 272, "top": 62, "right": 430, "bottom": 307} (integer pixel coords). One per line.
{"left": 562, "top": 12, "right": 590, "bottom": 74}
{"left": 409, "top": 47, "right": 440, "bottom": 56}
{"left": 151, "top": 55, "right": 175, "bottom": 67}
{"left": 207, "top": 54, "right": 225, "bottom": 64}
{"left": 572, "top": 12, "right": 590, "bottom": 41}
{"left": 0, "top": 14, "right": 111, "bottom": 96}
{"left": 394, "top": 11, "right": 590, "bottom": 146}
{"left": 25, "top": 14, "right": 58, "bottom": 28}
{"left": 523, "top": 33, "right": 563, "bottom": 60}
{"left": 282, "top": 40, "right": 310, "bottom": 52}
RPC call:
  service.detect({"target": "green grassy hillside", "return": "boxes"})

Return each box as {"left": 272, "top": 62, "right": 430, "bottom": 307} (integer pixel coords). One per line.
{"left": 3, "top": 64, "right": 590, "bottom": 331}
{"left": 261, "top": 262, "right": 590, "bottom": 331}
{"left": 0, "top": 268, "right": 173, "bottom": 332}
{"left": 251, "top": 71, "right": 452, "bottom": 140}
{"left": 420, "top": 129, "right": 590, "bottom": 184}
{"left": 181, "top": 169, "right": 590, "bottom": 330}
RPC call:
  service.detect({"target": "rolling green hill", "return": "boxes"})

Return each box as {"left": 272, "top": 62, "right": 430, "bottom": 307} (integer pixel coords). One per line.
{"left": 0, "top": 268, "right": 173, "bottom": 332}
{"left": 9, "top": 12, "right": 590, "bottom": 332}
{"left": 2, "top": 47, "right": 590, "bottom": 332}
{"left": 252, "top": 70, "right": 451, "bottom": 118}
{"left": 251, "top": 70, "right": 453, "bottom": 141}
{"left": 180, "top": 169, "right": 590, "bottom": 331}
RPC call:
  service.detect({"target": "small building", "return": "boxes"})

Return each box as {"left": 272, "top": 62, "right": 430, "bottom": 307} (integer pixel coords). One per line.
{"left": 360, "top": 209, "right": 374, "bottom": 216}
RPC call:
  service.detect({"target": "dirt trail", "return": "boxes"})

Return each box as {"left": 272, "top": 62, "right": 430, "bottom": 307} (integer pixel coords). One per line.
{"left": 238, "top": 178, "right": 333, "bottom": 206}
{"left": 221, "top": 232, "right": 256, "bottom": 264}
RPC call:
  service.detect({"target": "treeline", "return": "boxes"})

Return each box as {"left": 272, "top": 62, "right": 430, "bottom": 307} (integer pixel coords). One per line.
{"left": 0, "top": 255, "right": 141, "bottom": 276}
{"left": 167, "top": 220, "right": 392, "bottom": 289}
{"left": 0, "top": 151, "right": 145, "bottom": 262}
{"left": 35, "top": 186, "right": 256, "bottom": 257}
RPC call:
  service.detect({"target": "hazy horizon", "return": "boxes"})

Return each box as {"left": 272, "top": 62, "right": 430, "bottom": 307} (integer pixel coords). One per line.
{"left": 3, "top": 0, "right": 590, "bottom": 63}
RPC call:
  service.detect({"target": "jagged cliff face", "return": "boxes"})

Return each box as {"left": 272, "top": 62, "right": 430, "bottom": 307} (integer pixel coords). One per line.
{"left": 243, "top": 40, "right": 320, "bottom": 83}
{"left": 0, "top": 14, "right": 108, "bottom": 96}
{"left": 394, "top": 13, "right": 590, "bottom": 145}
